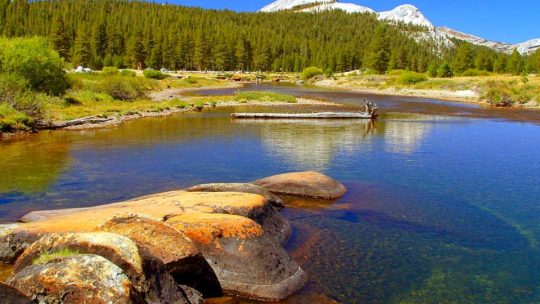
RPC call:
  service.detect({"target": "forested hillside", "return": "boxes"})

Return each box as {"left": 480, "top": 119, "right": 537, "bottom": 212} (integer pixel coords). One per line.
{"left": 0, "top": 0, "right": 537, "bottom": 74}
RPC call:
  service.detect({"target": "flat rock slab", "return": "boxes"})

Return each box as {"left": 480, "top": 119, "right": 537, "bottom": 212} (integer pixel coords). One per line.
{"left": 253, "top": 171, "right": 347, "bottom": 200}
{"left": 8, "top": 254, "right": 144, "bottom": 304}
{"left": 185, "top": 183, "right": 285, "bottom": 209}
{"left": 167, "top": 213, "right": 307, "bottom": 301}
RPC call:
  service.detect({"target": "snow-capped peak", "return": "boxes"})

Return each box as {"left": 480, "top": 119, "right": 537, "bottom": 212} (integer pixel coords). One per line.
{"left": 377, "top": 4, "right": 433, "bottom": 29}
{"left": 260, "top": 0, "right": 335, "bottom": 12}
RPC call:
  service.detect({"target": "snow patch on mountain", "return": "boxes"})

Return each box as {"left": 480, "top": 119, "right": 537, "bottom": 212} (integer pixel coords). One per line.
{"left": 260, "top": 0, "right": 335, "bottom": 12}
{"left": 300, "top": 2, "right": 374, "bottom": 13}
{"left": 377, "top": 4, "right": 433, "bottom": 28}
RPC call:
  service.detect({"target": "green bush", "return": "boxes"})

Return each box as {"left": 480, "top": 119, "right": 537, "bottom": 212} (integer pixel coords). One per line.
{"left": 324, "top": 68, "right": 334, "bottom": 78}
{"left": 388, "top": 69, "right": 407, "bottom": 76}
{"left": 397, "top": 72, "right": 428, "bottom": 85}
{"left": 99, "top": 76, "right": 145, "bottom": 101}
{"left": 184, "top": 76, "right": 198, "bottom": 84}
{"left": 428, "top": 64, "right": 438, "bottom": 77}
{"left": 0, "top": 37, "right": 69, "bottom": 95}
{"left": 461, "top": 69, "right": 491, "bottom": 77}
{"left": 437, "top": 62, "right": 454, "bottom": 78}
{"left": 302, "top": 66, "right": 323, "bottom": 80}
{"left": 0, "top": 103, "right": 33, "bottom": 132}
{"left": 143, "top": 69, "right": 168, "bottom": 80}
{"left": 120, "top": 70, "right": 137, "bottom": 77}
{"left": 102, "top": 66, "right": 119, "bottom": 75}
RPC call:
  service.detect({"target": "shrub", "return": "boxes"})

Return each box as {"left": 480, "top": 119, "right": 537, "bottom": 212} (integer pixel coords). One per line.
{"left": 102, "top": 66, "right": 119, "bottom": 75}
{"left": 0, "top": 37, "right": 70, "bottom": 95}
{"left": 461, "top": 69, "right": 491, "bottom": 77}
{"left": 143, "top": 69, "right": 168, "bottom": 80}
{"left": 0, "top": 103, "right": 32, "bottom": 132}
{"left": 437, "top": 62, "right": 454, "bottom": 78}
{"left": 324, "top": 68, "right": 334, "bottom": 78}
{"left": 120, "top": 69, "right": 137, "bottom": 77}
{"left": 184, "top": 76, "right": 198, "bottom": 84}
{"left": 302, "top": 66, "right": 323, "bottom": 80}
{"left": 428, "top": 64, "right": 438, "bottom": 77}
{"left": 397, "top": 72, "right": 428, "bottom": 85}
{"left": 99, "top": 76, "right": 145, "bottom": 101}
{"left": 0, "top": 74, "right": 28, "bottom": 105}
{"left": 388, "top": 69, "right": 407, "bottom": 76}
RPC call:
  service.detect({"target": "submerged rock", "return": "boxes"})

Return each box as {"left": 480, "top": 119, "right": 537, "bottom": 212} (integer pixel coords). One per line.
{"left": 8, "top": 254, "right": 144, "bottom": 304}
{"left": 166, "top": 212, "right": 307, "bottom": 301}
{"left": 253, "top": 171, "right": 347, "bottom": 200}
{"left": 185, "top": 183, "right": 285, "bottom": 209}
{"left": 0, "top": 282, "right": 32, "bottom": 304}
{"left": 98, "top": 215, "right": 222, "bottom": 297}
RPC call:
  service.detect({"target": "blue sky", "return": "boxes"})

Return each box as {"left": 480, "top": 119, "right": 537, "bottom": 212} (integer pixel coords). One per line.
{"left": 167, "top": 0, "right": 539, "bottom": 43}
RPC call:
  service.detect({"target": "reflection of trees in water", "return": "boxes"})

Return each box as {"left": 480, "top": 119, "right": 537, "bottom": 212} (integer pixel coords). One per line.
{"left": 383, "top": 117, "right": 436, "bottom": 154}
{"left": 237, "top": 119, "right": 376, "bottom": 171}
{"left": 0, "top": 136, "right": 72, "bottom": 193}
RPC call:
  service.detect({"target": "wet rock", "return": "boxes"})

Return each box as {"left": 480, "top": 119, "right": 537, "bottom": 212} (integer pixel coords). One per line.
{"left": 166, "top": 213, "right": 307, "bottom": 301}
{"left": 253, "top": 171, "right": 347, "bottom": 200}
{"left": 8, "top": 254, "right": 144, "bottom": 304}
{"left": 0, "top": 282, "right": 32, "bottom": 304}
{"left": 185, "top": 183, "right": 285, "bottom": 209}
{"left": 97, "top": 215, "right": 222, "bottom": 297}
{"left": 0, "top": 224, "right": 41, "bottom": 264}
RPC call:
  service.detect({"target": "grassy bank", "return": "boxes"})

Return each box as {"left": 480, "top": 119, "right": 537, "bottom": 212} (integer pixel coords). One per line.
{"left": 314, "top": 71, "right": 540, "bottom": 107}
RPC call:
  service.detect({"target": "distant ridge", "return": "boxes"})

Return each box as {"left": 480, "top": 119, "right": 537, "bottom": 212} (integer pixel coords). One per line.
{"left": 259, "top": 0, "right": 539, "bottom": 54}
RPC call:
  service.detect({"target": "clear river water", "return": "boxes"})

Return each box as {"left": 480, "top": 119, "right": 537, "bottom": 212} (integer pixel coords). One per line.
{"left": 1, "top": 83, "right": 540, "bottom": 303}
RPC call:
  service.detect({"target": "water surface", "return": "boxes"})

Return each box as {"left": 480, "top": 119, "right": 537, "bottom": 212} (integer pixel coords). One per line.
{"left": 1, "top": 84, "right": 540, "bottom": 303}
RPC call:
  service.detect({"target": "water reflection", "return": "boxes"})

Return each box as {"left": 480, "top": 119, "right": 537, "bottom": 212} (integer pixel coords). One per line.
{"left": 235, "top": 119, "right": 375, "bottom": 170}
{"left": 384, "top": 120, "right": 432, "bottom": 154}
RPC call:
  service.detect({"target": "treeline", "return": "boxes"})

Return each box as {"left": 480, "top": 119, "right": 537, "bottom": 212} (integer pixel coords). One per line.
{"left": 0, "top": 0, "right": 538, "bottom": 75}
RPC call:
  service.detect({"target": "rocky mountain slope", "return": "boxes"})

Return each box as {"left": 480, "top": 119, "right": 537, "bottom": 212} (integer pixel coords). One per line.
{"left": 259, "top": 0, "right": 539, "bottom": 54}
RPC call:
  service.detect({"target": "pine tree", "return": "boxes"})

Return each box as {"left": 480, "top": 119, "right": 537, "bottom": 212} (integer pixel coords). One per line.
{"left": 127, "top": 30, "right": 146, "bottom": 70}
{"left": 148, "top": 43, "right": 163, "bottom": 69}
{"left": 72, "top": 26, "right": 93, "bottom": 67}
{"left": 367, "top": 25, "right": 390, "bottom": 74}
{"left": 49, "top": 16, "right": 71, "bottom": 59}
{"left": 493, "top": 53, "right": 507, "bottom": 73}
{"left": 92, "top": 22, "right": 108, "bottom": 59}
{"left": 193, "top": 29, "right": 211, "bottom": 71}
{"left": 452, "top": 43, "right": 475, "bottom": 73}
{"left": 437, "top": 62, "right": 453, "bottom": 78}
{"left": 507, "top": 49, "right": 524, "bottom": 75}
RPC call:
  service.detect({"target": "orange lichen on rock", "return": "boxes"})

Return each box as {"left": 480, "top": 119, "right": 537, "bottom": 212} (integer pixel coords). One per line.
{"left": 17, "top": 191, "right": 267, "bottom": 235}
{"left": 166, "top": 213, "right": 264, "bottom": 246}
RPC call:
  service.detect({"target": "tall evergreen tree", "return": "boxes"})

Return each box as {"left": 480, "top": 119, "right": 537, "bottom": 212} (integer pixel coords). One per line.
{"left": 507, "top": 49, "right": 524, "bottom": 75}
{"left": 452, "top": 43, "right": 475, "bottom": 73}
{"left": 193, "top": 29, "right": 211, "bottom": 71}
{"left": 127, "top": 30, "right": 146, "bottom": 69}
{"left": 72, "top": 26, "right": 93, "bottom": 67}
{"left": 367, "top": 25, "right": 390, "bottom": 74}
{"left": 49, "top": 16, "right": 71, "bottom": 59}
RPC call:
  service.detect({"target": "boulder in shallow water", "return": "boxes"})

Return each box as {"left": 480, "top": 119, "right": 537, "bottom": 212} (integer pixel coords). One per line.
{"left": 0, "top": 282, "right": 32, "bottom": 304}
{"left": 166, "top": 212, "right": 307, "bottom": 301}
{"left": 185, "top": 183, "right": 285, "bottom": 209}
{"left": 97, "top": 214, "right": 222, "bottom": 297}
{"left": 253, "top": 171, "right": 347, "bottom": 200}
{"left": 8, "top": 254, "right": 144, "bottom": 304}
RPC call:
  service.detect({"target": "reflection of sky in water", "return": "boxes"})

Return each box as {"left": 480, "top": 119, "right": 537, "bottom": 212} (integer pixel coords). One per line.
{"left": 1, "top": 88, "right": 540, "bottom": 303}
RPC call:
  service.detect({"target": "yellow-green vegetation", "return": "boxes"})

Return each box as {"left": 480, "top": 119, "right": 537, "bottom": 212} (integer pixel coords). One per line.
{"left": 233, "top": 91, "right": 297, "bottom": 103}
{"left": 33, "top": 248, "right": 81, "bottom": 265}
{"left": 327, "top": 72, "right": 540, "bottom": 106}
{"left": 302, "top": 66, "right": 324, "bottom": 80}
{"left": 163, "top": 76, "right": 225, "bottom": 89}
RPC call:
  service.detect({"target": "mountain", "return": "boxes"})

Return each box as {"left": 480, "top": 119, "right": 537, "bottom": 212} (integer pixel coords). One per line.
{"left": 260, "top": 0, "right": 373, "bottom": 13}
{"left": 259, "top": 0, "right": 539, "bottom": 55}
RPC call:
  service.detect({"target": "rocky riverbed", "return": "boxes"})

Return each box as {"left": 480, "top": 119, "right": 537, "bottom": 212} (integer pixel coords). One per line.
{"left": 0, "top": 171, "right": 347, "bottom": 303}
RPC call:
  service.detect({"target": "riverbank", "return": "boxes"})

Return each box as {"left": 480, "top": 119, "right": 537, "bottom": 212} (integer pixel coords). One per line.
{"left": 312, "top": 74, "right": 540, "bottom": 109}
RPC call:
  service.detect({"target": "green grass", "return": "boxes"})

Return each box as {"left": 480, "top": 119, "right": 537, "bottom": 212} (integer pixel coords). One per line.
{"left": 0, "top": 103, "right": 33, "bottom": 132}
{"left": 233, "top": 91, "right": 297, "bottom": 103}
{"left": 33, "top": 248, "right": 81, "bottom": 265}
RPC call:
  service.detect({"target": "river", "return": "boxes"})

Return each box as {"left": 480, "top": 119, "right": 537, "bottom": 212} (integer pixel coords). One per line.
{"left": 1, "top": 83, "right": 540, "bottom": 303}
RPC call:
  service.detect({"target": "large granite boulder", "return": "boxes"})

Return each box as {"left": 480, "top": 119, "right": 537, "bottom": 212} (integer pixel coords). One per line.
{"left": 8, "top": 254, "right": 144, "bottom": 304}
{"left": 11, "top": 232, "right": 190, "bottom": 304}
{"left": 0, "top": 282, "right": 32, "bottom": 304}
{"left": 185, "top": 183, "right": 285, "bottom": 209}
{"left": 0, "top": 224, "right": 41, "bottom": 264}
{"left": 253, "top": 171, "right": 347, "bottom": 200}
{"left": 166, "top": 213, "right": 307, "bottom": 301}
{"left": 97, "top": 215, "right": 222, "bottom": 297}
